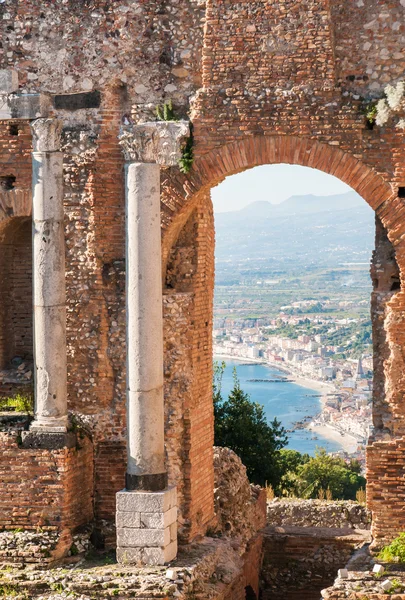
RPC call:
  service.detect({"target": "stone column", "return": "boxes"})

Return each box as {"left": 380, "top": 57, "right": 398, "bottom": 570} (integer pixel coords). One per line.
{"left": 116, "top": 120, "right": 189, "bottom": 566}
{"left": 29, "top": 118, "right": 68, "bottom": 433}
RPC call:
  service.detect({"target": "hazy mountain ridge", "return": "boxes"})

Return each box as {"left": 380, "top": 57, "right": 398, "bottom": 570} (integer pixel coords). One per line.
{"left": 216, "top": 191, "right": 367, "bottom": 221}
{"left": 214, "top": 192, "right": 374, "bottom": 284}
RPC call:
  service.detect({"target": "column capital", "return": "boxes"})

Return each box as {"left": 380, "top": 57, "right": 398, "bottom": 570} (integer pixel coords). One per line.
{"left": 119, "top": 121, "right": 189, "bottom": 167}
{"left": 31, "top": 118, "right": 63, "bottom": 152}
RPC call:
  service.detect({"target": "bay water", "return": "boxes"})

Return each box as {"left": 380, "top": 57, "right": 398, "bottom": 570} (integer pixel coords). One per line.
{"left": 216, "top": 358, "right": 343, "bottom": 455}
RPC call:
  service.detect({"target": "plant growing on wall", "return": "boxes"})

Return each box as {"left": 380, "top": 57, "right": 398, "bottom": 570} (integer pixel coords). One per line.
{"left": 375, "top": 81, "right": 405, "bottom": 130}
{"left": 155, "top": 99, "right": 178, "bottom": 122}
{"left": 364, "top": 102, "right": 378, "bottom": 129}
{"left": 179, "top": 124, "right": 194, "bottom": 174}
{"left": 154, "top": 101, "right": 194, "bottom": 173}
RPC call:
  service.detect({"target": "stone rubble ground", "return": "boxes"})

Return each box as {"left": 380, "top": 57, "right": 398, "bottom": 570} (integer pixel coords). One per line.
{"left": 0, "top": 362, "right": 34, "bottom": 385}
{"left": 322, "top": 568, "right": 405, "bottom": 599}
{"left": 322, "top": 546, "right": 405, "bottom": 600}
{"left": 0, "top": 537, "right": 248, "bottom": 599}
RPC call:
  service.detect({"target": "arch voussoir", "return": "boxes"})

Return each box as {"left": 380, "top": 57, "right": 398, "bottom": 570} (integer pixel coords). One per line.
{"left": 0, "top": 189, "right": 31, "bottom": 224}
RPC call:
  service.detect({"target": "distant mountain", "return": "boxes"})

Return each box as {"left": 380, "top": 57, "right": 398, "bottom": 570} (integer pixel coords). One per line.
{"left": 219, "top": 191, "right": 366, "bottom": 219}
{"left": 214, "top": 192, "right": 375, "bottom": 284}
{"left": 274, "top": 191, "right": 365, "bottom": 215}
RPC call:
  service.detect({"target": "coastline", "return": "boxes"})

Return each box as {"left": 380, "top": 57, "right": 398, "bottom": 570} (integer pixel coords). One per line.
{"left": 214, "top": 354, "right": 335, "bottom": 396}
{"left": 307, "top": 423, "right": 359, "bottom": 454}
{"left": 213, "top": 353, "right": 265, "bottom": 365}
{"left": 214, "top": 353, "right": 359, "bottom": 454}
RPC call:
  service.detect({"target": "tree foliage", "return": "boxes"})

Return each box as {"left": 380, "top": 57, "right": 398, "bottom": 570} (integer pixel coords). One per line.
{"left": 213, "top": 361, "right": 288, "bottom": 487}
{"left": 277, "top": 448, "right": 365, "bottom": 500}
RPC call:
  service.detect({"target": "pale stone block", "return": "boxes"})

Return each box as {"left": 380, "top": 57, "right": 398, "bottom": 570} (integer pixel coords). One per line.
{"left": 143, "top": 540, "right": 177, "bottom": 566}
{"left": 0, "top": 95, "right": 11, "bottom": 119}
{"left": 117, "top": 527, "right": 166, "bottom": 548}
{"left": 116, "top": 487, "right": 177, "bottom": 514}
{"left": 170, "top": 521, "right": 177, "bottom": 543}
{"left": 381, "top": 580, "right": 392, "bottom": 592}
{"left": 142, "top": 547, "right": 165, "bottom": 566}
{"left": 140, "top": 506, "right": 177, "bottom": 529}
{"left": 116, "top": 547, "right": 142, "bottom": 565}
{"left": 0, "top": 93, "right": 50, "bottom": 120}
{"left": 373, "top": 564, "right": 385, "bottom": 575}
{"left": 0, "top": 70, "right": 18, "bottom": 93}
{"left": 338, "top": 569, "right": 348, "bottom": 579}
{"left": 9, "top": 94, "right": 48, "bottom": 119}
{"left": 166, "top": 569, "right": 177, "bottom": 580}
{"left": 164, "top": 540, "right": 178, "bottom": 563}
{"left": 116, "top": 511, "right": 140, "bottom": 529}
{"left": 164, "top": 526, "right": 171, "bottom": 548}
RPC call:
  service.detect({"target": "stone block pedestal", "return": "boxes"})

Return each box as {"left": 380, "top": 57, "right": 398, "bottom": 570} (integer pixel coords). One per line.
{"left": 116, "top": 486, "right": 177, "bottom": 565}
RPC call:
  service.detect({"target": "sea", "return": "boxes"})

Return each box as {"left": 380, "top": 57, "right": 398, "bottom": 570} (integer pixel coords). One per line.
{"left": 216, "top": 358, "right": 343, "bottom": 455}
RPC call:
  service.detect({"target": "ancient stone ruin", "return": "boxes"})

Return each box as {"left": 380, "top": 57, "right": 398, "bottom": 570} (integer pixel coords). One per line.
{"left": 0, "top": 0, "right": 405, "bottom": 597}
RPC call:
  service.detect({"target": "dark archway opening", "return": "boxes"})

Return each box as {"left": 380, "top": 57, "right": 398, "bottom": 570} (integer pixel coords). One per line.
{"left": 245, "top": 585, "right": 258, "bottom": 600}
{"left": 0, "top": 217, "right": 33, "bottom": 397}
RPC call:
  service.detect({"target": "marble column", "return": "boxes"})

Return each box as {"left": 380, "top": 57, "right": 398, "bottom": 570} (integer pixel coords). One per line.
{"left": 125, "top": 160, "right": 167, "bottom": 491}
{"left": 116, "top": 120, "right": 189, "bottom": 565}
{"left": 30, "top": 118, "right": 67, "bottom": 433}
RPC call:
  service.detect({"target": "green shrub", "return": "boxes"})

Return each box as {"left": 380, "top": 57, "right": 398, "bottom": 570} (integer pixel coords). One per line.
{"left": 378, "top": 533, "right": 405, "bottom": 563}
{"left": 0, "top": 394, "right": 33, "bottom": 414}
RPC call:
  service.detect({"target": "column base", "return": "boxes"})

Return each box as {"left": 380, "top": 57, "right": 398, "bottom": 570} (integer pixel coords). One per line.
{"left": 116, "top": 486, "right": 177, "bottom": 566}
{"left": 125, "top": 471, "right": 168, "bottom": 492}
{"left": 30, "top": 416, "right": 68, "bottom": 433}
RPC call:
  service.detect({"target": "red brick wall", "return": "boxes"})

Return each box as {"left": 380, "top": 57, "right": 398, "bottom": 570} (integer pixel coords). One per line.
{"left": 367, "top": 436, "right": 405, "bottom": 548}
{"left": 164, "top": 194, "right": 215, "bottom": 541}
{"left": 224, "top": 535, "right": 264, "bottom": 600}
{"left": 0, "top": 432, "right": 93, "bottom": 532}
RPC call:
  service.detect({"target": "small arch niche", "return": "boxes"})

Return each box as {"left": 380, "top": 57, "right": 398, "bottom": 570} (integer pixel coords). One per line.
{"left": 0, "top": 218, "right": 33, "bottom": 372}
{"left": 245, "top": 585, "right": 258, "bottom": 600}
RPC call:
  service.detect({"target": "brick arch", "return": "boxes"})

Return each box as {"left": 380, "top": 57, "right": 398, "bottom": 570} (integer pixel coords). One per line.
{"left": 0, "top": 189, "right": 31, "bottom": 234}
{"left": 161, "top": 134, "right": 405, "bottom": 544}
{"left": 162, "top": 135, "right": 401, "bottom": 271}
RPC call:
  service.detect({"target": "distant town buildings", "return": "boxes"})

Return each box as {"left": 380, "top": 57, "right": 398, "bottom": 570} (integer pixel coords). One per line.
{"left": 214, "top": 319, "right": 373, "bottom": 460}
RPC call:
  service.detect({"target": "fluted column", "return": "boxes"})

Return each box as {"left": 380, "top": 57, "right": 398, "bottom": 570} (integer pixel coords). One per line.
{"left": 116, "top": 120, "right": 189, "bottom": 565}
{"left": 30, "top": 118, "right": 67, "bottom": 433}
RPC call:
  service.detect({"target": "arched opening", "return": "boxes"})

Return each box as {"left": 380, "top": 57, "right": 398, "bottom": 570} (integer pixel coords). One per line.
{"left": 161, "top": 134, "right": 402, "bottom": 545}
{"left": 0, "top": 217, "right": 33, "bottom": 394}
{"left": 212, "top": 163, "right": 386, "bottom": 470}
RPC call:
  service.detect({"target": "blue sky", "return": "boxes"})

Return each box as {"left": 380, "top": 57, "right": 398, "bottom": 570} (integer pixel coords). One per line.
{"left": 212, "top": 164, "right": 354, "bottom": 213}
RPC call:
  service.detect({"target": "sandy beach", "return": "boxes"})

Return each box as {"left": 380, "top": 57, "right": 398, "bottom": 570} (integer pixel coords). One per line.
{"left": 214, "top": 354, "right": 266, "bottom": 365}
{"left": 307, "top": 423, "right": 359, "bottom": 453}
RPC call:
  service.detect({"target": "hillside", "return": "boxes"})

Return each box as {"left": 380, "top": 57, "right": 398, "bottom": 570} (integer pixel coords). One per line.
{"left": 214, "top": 192, "right": 374, "bottom": 286}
